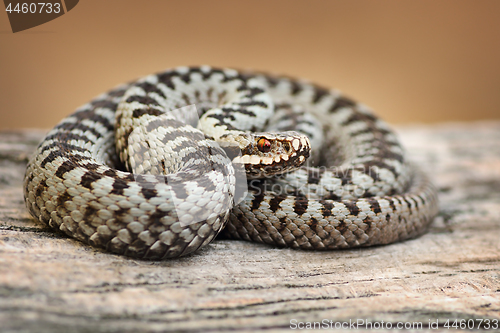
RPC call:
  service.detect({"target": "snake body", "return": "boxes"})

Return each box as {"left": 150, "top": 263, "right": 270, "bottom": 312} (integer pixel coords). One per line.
{"left": 23, "top": 66, "right": 438, "bottom": 259}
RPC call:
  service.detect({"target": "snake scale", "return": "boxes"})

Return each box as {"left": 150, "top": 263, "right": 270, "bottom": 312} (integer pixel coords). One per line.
{"left": 23, "top": 66, "right": 438, "bottom": 259}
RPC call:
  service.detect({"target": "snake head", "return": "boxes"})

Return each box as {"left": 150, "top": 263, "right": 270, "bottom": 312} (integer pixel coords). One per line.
{"left": 223, "top": 131, "right": 311, "bottom": 179}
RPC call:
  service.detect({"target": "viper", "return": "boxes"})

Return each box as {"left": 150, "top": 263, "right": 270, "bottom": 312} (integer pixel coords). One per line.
{"left": 24, "top": 66, "right": 438, "bottom": 259}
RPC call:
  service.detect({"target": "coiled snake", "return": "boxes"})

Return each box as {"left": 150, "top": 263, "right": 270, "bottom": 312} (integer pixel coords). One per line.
{"left": 23, "top": 66, "right": 438, "bottom": 259}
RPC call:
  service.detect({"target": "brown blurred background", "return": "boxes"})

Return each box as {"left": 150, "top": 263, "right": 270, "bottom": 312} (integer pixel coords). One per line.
{"left": 1, "top": 0, "right": 499, "bottom": 129}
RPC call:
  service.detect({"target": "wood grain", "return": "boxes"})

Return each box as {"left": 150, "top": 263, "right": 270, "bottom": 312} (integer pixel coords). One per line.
{"left": 1, "top": 122, "right": 499, "bottom": 332}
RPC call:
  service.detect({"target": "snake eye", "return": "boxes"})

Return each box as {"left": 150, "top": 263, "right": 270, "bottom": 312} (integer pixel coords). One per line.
{"left": 257, "top": 138, "right": 271, "bottom": 153}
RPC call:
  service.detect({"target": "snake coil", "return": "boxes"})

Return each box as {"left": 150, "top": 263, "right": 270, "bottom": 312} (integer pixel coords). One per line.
{"left": 24, "top": 66, "right": 438, "bottom": 259}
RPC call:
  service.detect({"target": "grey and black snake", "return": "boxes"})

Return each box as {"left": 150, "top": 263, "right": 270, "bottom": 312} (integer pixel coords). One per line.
{"left": 23, "top": 66, "right": 439, "bottom": 259}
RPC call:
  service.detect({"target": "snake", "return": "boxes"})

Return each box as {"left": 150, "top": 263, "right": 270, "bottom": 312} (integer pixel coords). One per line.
{"left": 23, "top": 66, "right": 439, "bottom": 259}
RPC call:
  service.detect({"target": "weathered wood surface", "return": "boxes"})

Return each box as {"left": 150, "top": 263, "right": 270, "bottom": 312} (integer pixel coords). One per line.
{"left": 1, "top": 122, "right": 499, "bottom": 333}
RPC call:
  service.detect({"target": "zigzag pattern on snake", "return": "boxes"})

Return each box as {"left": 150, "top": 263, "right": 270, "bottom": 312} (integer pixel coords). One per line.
{"left": 23, "top": 66, "right": 439, "bottom": 259}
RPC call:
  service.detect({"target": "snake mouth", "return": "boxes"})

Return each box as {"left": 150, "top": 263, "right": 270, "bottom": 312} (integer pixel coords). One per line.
{"left": 219, "top": 130, "right": 311, "bottom": 178}
{"left": 232, "top": 132, "right": 311, "bottom": 178}
{"left": 233, "top": 152, "right": 302, "bottom": 166}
